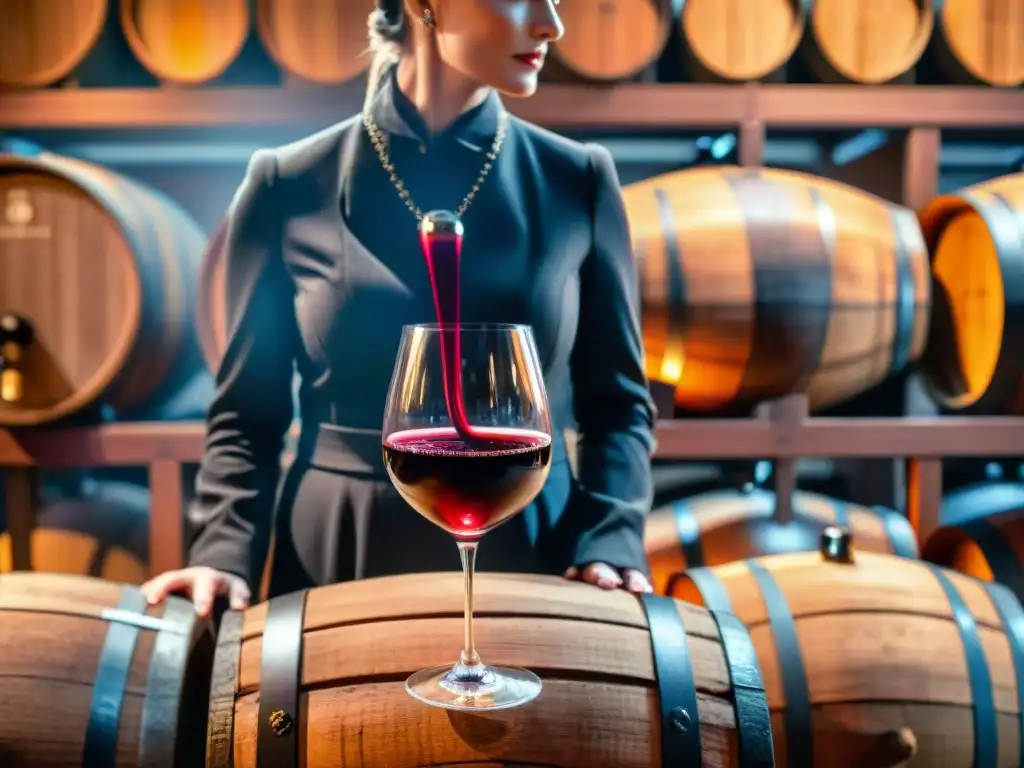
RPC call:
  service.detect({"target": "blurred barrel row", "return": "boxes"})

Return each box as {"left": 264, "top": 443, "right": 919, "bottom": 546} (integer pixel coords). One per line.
{"left": 2, "top": 528, "right": 1023, "bottom": 767}
{"left": 0, "top": 0, "right": 1021, "bottom": 89}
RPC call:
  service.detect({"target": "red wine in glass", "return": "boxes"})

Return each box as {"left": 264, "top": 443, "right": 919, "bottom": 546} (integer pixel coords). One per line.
{"left": 382, "top": 322, "right": 553, "bottom": 713}
{"left": 383, "top": 426, "right": 552, "bottom": 539}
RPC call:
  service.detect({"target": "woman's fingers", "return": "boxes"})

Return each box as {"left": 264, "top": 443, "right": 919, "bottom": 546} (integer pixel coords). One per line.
{"left": 564, "top": 563, "right": 653, "bottom": 593}
{"left": 142, "top": 570, "right": 194, "bottom": 605}
{"left": 621, "top": 568, "right": 653, "bottom": 594}
{"left": 228, "top": 577, "right": 252, "bottom": 611}
{"left": 191, "top": 569, "right": 221, "bottom": 617}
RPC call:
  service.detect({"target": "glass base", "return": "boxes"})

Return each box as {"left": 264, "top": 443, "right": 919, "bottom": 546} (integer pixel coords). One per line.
{"left": 405, "top": 662, "right": 542, "bottom": 711}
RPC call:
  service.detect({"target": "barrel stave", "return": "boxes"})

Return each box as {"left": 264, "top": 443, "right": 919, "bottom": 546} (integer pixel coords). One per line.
{"left": 625, "top": 166, "right": 931, "bottom": 415}
{"left": 212, "top": 572, "right": 772, "bottom": 767}
{"left": 671, "top": 551, "right": 1023, "bottom": 767}
{"left": 0, "top": 572, "right": 215, "bottom": 768}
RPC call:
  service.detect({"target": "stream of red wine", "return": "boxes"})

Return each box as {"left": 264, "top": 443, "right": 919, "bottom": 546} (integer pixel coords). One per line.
{"left": 419, "top": 213, "right": 488, "bottom": 444}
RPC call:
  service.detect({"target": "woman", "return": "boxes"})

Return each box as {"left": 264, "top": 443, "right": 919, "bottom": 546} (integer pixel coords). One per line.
{"left": 143, "top": 0, "right": 656, "bottom": 615}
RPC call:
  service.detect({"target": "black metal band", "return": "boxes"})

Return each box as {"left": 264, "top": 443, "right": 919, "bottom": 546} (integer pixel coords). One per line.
{"left": 256, "top": 590, "right": 308, "bottom": 768}
{"left": 638, "top": 594, "right": 703, "bottom": 767}
{"left": 679, "top": 566, "right": 736, "bottom": 616}
{"left": 84, "top": 586, "right": 149, "bottom": 768}
{"left": 707, "top": 608, "right": 776, "bottom": 766}
{"left": 745, "top": 560, "right": 813, "bottom": 768}
{"left": 888, "top": 207, "right": 918, "bottom": 376}
{"left": 872, "top": 505, "right": 919, "bottom": 559}
{"left": 981, "top": 580, "right": 1024, "bottom": 763}
{"left": 138, "top": 597, "right": 195, "bottom": 768}
{"left": 672, "top": 499, "right": 705, "bottom": 568}
{"left": 828, "top": 496, "right": 849, "bottom": 528}
{"left": 929, "top": 565, "right": 999, "bottom": 767}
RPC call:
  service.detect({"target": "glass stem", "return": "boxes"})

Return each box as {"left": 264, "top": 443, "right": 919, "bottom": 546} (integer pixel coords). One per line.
{"left": 457, "top": 540, "right": 483, "bottom": 670}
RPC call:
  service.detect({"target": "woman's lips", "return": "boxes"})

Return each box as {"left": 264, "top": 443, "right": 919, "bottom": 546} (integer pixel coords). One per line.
{"left": 513, "top": 52, "right": 544, "bottom": 70}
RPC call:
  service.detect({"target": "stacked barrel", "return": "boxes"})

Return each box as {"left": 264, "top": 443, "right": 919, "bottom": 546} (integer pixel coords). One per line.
{"left": 0, "top": 0, "right": 1020, "bottom": 87}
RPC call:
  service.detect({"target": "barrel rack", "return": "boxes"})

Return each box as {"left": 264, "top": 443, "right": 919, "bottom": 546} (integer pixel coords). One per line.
{"left": 2, "top": 395, "right": 1023, "bottom": 577}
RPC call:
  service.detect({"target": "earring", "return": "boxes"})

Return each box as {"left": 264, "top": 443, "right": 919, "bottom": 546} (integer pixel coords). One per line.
{"left": 421, "top": 7, "right": 435, "bottom": 28}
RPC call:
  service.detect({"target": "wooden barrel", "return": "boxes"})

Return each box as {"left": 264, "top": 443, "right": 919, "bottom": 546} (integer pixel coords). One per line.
{"left": 623, "top": 166, "right": 931, "bottom": 415}
{"left": 645, "top": 487, "right": 919, "bottom": 594}
{"left": 669, "top": 535, "right": 1024, "bottom": 767}
{"left": 918, "top": 172, "right": 1024, "bottom": 415}
{"left": 923, "top": 482, "right": 1024, "bottom": 605}
{"left": 255, "top": 0, "right": 377, "bottom": 85}
{"left": 681, "top": 0, "right": 806, "bottom": 81}
{"left": 120, "top": 0, "right": 251, "bottom": 84}
{"left": 0, "top": 481, "right": 150, "bottom": 583}
{"left": 802, "top": 0, "right": 933, "bottom": 84}
{"left": 197, "top": 216, "right": 229, "bottom": 371}
{"left": 0, "top": 0, "right": 107, "bottom": 89}
{"left": 207, "top": 572, "right": 775, "bottom": 767}
{"left": 551, "top": 0, "right": 672, "bottom": 81}
{"left": 0, "top": 152, "right": 207, "bottom": 426}
{"left": 932, "top": 0, "right": 1024, "bottom": 87}
{"left": 0, "top": 572, "right": 214, "bottom": 768}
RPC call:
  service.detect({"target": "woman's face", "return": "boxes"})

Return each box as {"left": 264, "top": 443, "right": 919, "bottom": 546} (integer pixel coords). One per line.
{"left": 425, "top": 0, "right": 564, "bottom": 97}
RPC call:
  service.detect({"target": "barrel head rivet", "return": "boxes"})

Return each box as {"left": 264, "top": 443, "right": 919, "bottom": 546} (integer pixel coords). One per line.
{"left": 268, "top": 709, "right": 294, "bottom": 737}
{"left": 669, "top": 706, "right": 691, "bottom": 734}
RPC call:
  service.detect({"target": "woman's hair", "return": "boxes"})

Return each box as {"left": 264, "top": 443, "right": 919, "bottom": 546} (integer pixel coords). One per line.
{"left": 363, "top": 2, "right": 408, "bottom": 113}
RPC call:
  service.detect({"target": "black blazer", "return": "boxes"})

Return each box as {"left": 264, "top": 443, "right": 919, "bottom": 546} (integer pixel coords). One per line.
{"left": 188, "top": 68, "right": 656, "bottom": 590}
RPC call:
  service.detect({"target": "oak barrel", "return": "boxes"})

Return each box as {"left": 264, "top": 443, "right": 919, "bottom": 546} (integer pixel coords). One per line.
{"left": 120, "top": 0, "right": 250, "bottom": 84}
{"left": 669, "top": 534, "right": 1024, "bottom": 767}
{"left": 923, "top": 482, "right": 1024, "bottom": 605}
{"left": 932, "top": 0, "right": 1024, "bottom": 87}
{"left": 552, "top": 0, "right": 672, "bottom": 82}
{"left": 623, "top": 166, "right": 931, "bottom": 415}
{"left": 0, "top": 572, "right": 215, "bottom": 768}
{"left": 0, "top": 152, "right": 208, "bottom": 426}
{"left": 645, "top": 488, "right": 919, "bottom": 594}
{"left": 0, "top": 0, "right": 107, "bottom": 88}
{"left": 255, "top": 0, "right": 377, "bottom": 85}
{"left": 207, "top": 572, "right": 774, "bottom": 767}
{"left": 802, "top": 0, "right": 933, "bottom": 84}
{"left": 918, "top": 172, "right": 1024, "bottom": 414}
{"left": 0, "top": 481, "right": 150, "bottom": 583}
{"left": 681, "top": 0, "right": 805, "bottom": 81}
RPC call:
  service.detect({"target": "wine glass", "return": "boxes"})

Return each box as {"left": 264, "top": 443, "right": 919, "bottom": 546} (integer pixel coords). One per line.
{"left": 382, "top": 323, "right": 554, "bottom": 711}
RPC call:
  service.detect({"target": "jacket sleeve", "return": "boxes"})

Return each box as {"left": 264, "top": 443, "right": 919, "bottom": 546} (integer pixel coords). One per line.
{"left": 561, "top": 143, "right": 657, "bottom": 574}
{"left": 187, "top": 149, "right": 297, "bottom": 589}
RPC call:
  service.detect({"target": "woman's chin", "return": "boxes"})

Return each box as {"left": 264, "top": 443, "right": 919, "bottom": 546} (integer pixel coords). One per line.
{"left": 497, "top": 75, "right": 541, "bottom": 99}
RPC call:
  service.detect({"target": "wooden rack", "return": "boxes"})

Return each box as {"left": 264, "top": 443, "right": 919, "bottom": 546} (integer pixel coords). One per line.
{"left": 2, "top": 394, "right": 1023, "bottom": 577}
{"left": 3, "top": 83, "right": 1022, "bottom": 131}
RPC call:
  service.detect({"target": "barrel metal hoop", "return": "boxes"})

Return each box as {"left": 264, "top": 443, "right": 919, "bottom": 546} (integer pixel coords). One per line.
{"left": 84, "top": 586, "right": 150, "bottom": 768}
{"left": 745, "top": 560, "right": 814, "bottom": 768}
{"left": 680, "top": 566, "right": 735, "bottom": 616}
{"left": 888, "top": 207, "right": 918, "bottom": 376}
{"left": 207, "top": 610, "right": 244, "bottom": 768}
{"left": 872, "top": 505, "right": 920, "bottom": 559}
{"left": 981, "top": 580, "right": 1024, "bottom": 763}
{"left": 707, "top": 608, "right": 776, "bottom": 766}
{"left": 955, "top": 517, "right": 1024, "bottom": 603}
{"left": 828, "top": 496, "right": 849, "bottom": 528}
{"left": 928, "top": 564, "right": 999, "bottom": 768}
{"left": 673, "top": 499, "right": 705, "bottom": 568}
{"left": 638, "top": 593, "right": 703, "bottom": 767}
{"left": 256, "top": 590, "right": 308, "bottom": 768}
{"left": 138, "top": 598, "right": 196, "bottom": 768}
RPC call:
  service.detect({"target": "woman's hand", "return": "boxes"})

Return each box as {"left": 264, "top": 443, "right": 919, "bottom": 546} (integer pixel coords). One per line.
{"left": 141, "top": 566, "right": 251, "bottom": 617}
{"left": 564, "top": 562, "right": 652, "bottom": 594}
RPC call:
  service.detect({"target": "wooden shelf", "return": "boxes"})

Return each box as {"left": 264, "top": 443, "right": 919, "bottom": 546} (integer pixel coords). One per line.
{"left": 1, "top": 414, "right": 1022, "bottom": 467}
{"left": 3, "top": 403, "right": 1022, "bottom": 575}
{"left": 2, "top": 83, "right": 1022, "bottom": 131}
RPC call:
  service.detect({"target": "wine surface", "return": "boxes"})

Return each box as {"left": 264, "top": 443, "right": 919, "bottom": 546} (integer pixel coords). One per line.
{"left": 383, "top": 426, "right": 553, "bottom": 539}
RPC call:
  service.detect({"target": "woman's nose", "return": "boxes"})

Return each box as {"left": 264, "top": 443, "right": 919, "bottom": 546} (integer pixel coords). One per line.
{"left": 531, "top": 0, "right": 565, "bottom": 42}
